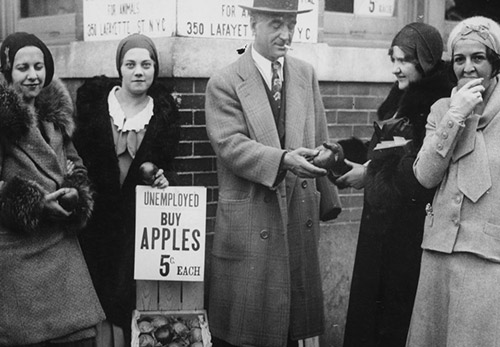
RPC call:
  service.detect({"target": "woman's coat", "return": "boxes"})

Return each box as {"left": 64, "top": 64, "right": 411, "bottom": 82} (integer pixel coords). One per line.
{"left": 343, "top": 65, "right": 453, "bottom": 347}
{"left": 205, "top": 48, "right": 340, "bottom": 347}
{"left": 73, "top": 76, "right": 180, "bottom": 332}
{"left": 0, "top": 78, "right": 104, "bottom": 346}
{"left": 414, "top": 78, "right": 500, "bottom": 261}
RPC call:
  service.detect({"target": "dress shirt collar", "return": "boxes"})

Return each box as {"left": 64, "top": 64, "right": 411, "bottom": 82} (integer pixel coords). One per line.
{"left": 251, "top": 45, "right": 284, "bottom": 89}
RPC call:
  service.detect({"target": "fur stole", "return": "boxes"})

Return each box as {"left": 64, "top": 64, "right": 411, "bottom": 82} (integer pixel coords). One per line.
{"left": 377, "top": 61, "right": 453, "bottom": 145}
{"left": 0, "top": 76, "right": 74, "bottom": 143}
{"left": 365, "top": 62, "right": 453, "bottom": 213}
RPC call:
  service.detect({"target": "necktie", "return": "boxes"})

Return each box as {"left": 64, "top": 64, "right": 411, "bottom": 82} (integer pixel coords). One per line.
{"left": 271, "top": 60, "right": 282, "bottom": 108}
{"left": 271, "top": 61, "right": 285, "bottom": 145}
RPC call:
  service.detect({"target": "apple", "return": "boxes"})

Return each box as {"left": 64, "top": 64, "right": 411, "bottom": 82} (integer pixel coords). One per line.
{"left": 139, "top": 333, "right": 155, "bottom": 347}
{"left": 172, "top": 321, "right": 189, "bottom": 336}
{"left": 151, "top": 315, "right": 169, "bottom": 328}
{"left": 139, "top": 162, "right": 159, "bottom": 185}
{"left": 154, "top": 325, "right": 173, "bottom": 345}
{"left": 313, "top": 142, "right": 350, "bottom": 178}
{"left": 189, "top": 327, "right": 202, "bottom": 343}
{"left": 138, "top": 320, "right": 154, "bottom": 333}
{"left": 58, "top": 188, "right": 79, "bottom": 211}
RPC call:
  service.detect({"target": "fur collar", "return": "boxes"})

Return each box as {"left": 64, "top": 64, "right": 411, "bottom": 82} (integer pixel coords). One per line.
{"left": 377, "top": 61, "right": 453, "bottom": 143}
{"left": 0, "top": 76, "right": 74, "bottom": 142}
{"left": 377, "top": 61, "right": 453, "bottom": 124}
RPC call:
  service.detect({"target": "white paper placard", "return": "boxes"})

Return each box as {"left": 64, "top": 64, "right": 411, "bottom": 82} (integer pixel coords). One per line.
{"left": 134, "top": 186, "right": 207, "bottom": 282}
{"left": 83, "top": 0, "right": 176, "bottom": 41}
{"left": 354, "top": 0, "right": 395, "bottom": 17}
{"left": 177, "top": 0, "right": 319, "bottom": 43}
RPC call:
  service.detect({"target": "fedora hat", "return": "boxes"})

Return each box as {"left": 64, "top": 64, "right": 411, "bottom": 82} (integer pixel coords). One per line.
{"left": 240, "top": 0, "right": 312, "bottom": 14}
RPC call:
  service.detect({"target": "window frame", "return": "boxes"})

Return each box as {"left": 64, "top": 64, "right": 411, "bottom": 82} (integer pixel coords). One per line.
{"left": 1, "top": 0, "right": 83, "bottom": 44}
{"left": 319, "top": 0, "right": 427, "bottom": 48}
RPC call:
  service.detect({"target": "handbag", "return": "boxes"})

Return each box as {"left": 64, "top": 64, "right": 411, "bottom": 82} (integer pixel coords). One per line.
{"left": 373, "top": 116, "right": 413, "bottom": 141}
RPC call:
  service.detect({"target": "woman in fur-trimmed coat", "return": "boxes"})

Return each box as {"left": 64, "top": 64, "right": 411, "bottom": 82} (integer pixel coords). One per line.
{"left": 73, "top": 35, "right": 180, "bottom": 344}
{"left": 341, "top": 24, "right": 453, "bottom": 347}
{"left": 0, "top": 33, "right": 104, "bottom": 346}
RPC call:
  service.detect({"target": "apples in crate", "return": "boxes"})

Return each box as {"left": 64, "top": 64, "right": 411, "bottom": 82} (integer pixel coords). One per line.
{"left": 132, "top": 310, "right": 211, "bottom": 347}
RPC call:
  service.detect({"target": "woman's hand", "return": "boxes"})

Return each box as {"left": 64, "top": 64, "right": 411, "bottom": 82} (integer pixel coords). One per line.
{"left": 450, "top": 78, "right": 485, "bottom": 120}
{"left": 335, "top": 159, "right": 366, "bottom": 190}
{"left": 151, "top": 168, "right": 169, "bottom": 189}
{"left": 43, "top": 188, "right": 73, "bottom": 220}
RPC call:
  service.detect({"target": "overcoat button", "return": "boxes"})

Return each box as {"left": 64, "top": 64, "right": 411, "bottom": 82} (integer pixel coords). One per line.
{"left": 447, "top": 120, "right": 454, "bottom": 128}
{"left": 437, "top": 143, "right": 443, "bottom": 150}
{"left": 442, "top": 131, "right": 448, "bottom": 139}
{"left": 306, "top": 219, "right": 313, "bottom": 228}
{"left": 301, "top": 181, "right": 308, "bottom": 189}
{"left": 260, "top": 230, "right": 270, "bottom": 239}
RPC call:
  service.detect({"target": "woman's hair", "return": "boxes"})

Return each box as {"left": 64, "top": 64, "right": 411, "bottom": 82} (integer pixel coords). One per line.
{"left": 115, "top": 33, "right": 159, "bottom": 80}
{"left": 0, "top": 32, "right": 54, "bottom": 86}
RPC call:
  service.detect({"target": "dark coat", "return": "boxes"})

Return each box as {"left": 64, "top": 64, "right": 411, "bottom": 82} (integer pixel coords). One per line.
{"left": 343, "top": 63, "right": 453, "bottom": 347}
{"left": 73, "top": 76, "right": 180, "bottom": 332}
{"left": 0, "top": 78, "right": 104, "bottom": 345}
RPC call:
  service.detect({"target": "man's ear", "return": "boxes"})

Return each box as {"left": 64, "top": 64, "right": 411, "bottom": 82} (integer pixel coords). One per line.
{"left": 250, "top": 16, "right": 257, "bottom": 34}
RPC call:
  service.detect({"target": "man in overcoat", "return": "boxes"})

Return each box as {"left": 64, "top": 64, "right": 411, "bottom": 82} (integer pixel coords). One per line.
{"left": 205, "top": 1, "right": 341, "bottom": 346}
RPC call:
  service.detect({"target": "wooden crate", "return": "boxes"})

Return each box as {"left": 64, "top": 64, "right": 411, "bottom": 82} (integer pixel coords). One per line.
{"left": 136, "top": 281, "right": 204, "bottom": 311}
{"left": 131, "top": 309, "right": 211, "bottom": 347}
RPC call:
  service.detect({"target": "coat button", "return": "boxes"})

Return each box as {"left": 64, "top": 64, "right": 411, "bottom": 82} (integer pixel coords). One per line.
{"left": 437, "top": 143, "right": 444, "bottom": 150}
{"left": 260, "top": 230, "right": 270, "bottom": 239}
{"left": 301, "top": 180, "right": 308, "bottom": 189}
{"left": 447, "top": 120, "right": 454, "bottom": 128}
{"left": 452, "top": 219, "right": 459, "bottom": 226}
{"left": 441, "top": 131, "right": 448, "bottom": 139}
{"left": 455, "top": 195, "right": 462, "bottom": 204}
{"left": 306, "top": 219, "right": 313, "bottom": 228}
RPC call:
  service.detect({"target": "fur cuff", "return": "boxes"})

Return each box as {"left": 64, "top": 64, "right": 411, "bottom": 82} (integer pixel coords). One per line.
{"left": 0, "top": 177, "right": 45, "bottom": 234}
{"left": 61, "top": 171, "right": 94, "bottom": 230}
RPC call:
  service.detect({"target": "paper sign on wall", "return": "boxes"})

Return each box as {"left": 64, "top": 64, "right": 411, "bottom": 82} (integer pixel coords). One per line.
{"left": 83, "top": 0, "right": 176, "bottom": 41}
{"left": 134, "top": 186, "right": 207, "bottom": 282}
{"left": 177, "top": 0, "right": 319, "bottom": 43}
{"left": 354, "top": 0, "right": 395, "bottom": 17}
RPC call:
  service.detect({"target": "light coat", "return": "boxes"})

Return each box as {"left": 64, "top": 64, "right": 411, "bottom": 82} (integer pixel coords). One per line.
{"left": 205, "top": 47, "right": 340, "bottom": 347}
{"left": 414, "top": 79, "right": 500, "bottom": 261}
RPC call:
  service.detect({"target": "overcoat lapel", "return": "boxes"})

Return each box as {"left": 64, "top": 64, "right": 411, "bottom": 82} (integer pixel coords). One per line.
{"left": 17, "top": 124, "right": 64, "bottom": 184}
{"left": 236, "top": 49, "right": 281, "bottom": 149}
{"left": 283, "top": 58, "right": 308, "bottom": 205}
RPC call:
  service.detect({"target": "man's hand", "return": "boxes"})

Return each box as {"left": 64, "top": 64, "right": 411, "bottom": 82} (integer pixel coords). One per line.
{"left": 282, "top": 148, "right": 327, "bottom": 178}
{"left": 335, "top": 159, "right": 366, "bottom": 189}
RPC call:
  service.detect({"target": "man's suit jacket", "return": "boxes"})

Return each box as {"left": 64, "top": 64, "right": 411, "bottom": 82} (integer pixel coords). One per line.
{"left": 205, "top": 47, "right": 340, "bottom": 347}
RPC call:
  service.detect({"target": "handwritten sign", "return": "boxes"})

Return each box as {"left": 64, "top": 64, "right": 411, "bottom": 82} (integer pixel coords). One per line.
{"left": 354, "top": 0, "right": 395, "bottom": 17}
{"left": 83, "top": 0, "right": 176, "bottom": 41}
{"left": 134, "top": 186, "right": 207, "bottom": 282}
{"left": 177, "top": 0, "right": 319, "bottom": 43}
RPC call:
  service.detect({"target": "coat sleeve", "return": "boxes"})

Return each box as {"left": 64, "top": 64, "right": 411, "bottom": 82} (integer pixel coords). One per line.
{"left": 205, "top": 71, "right": 286, "bottom": 188}
{"left": 61, "top": 139, "right": 94, "bottom": 229}
{"left": 413, "top": 100, "right": 465, "bottom": 189}
{"left": 311, "top": 67, "right": 342, "bottom": 220}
